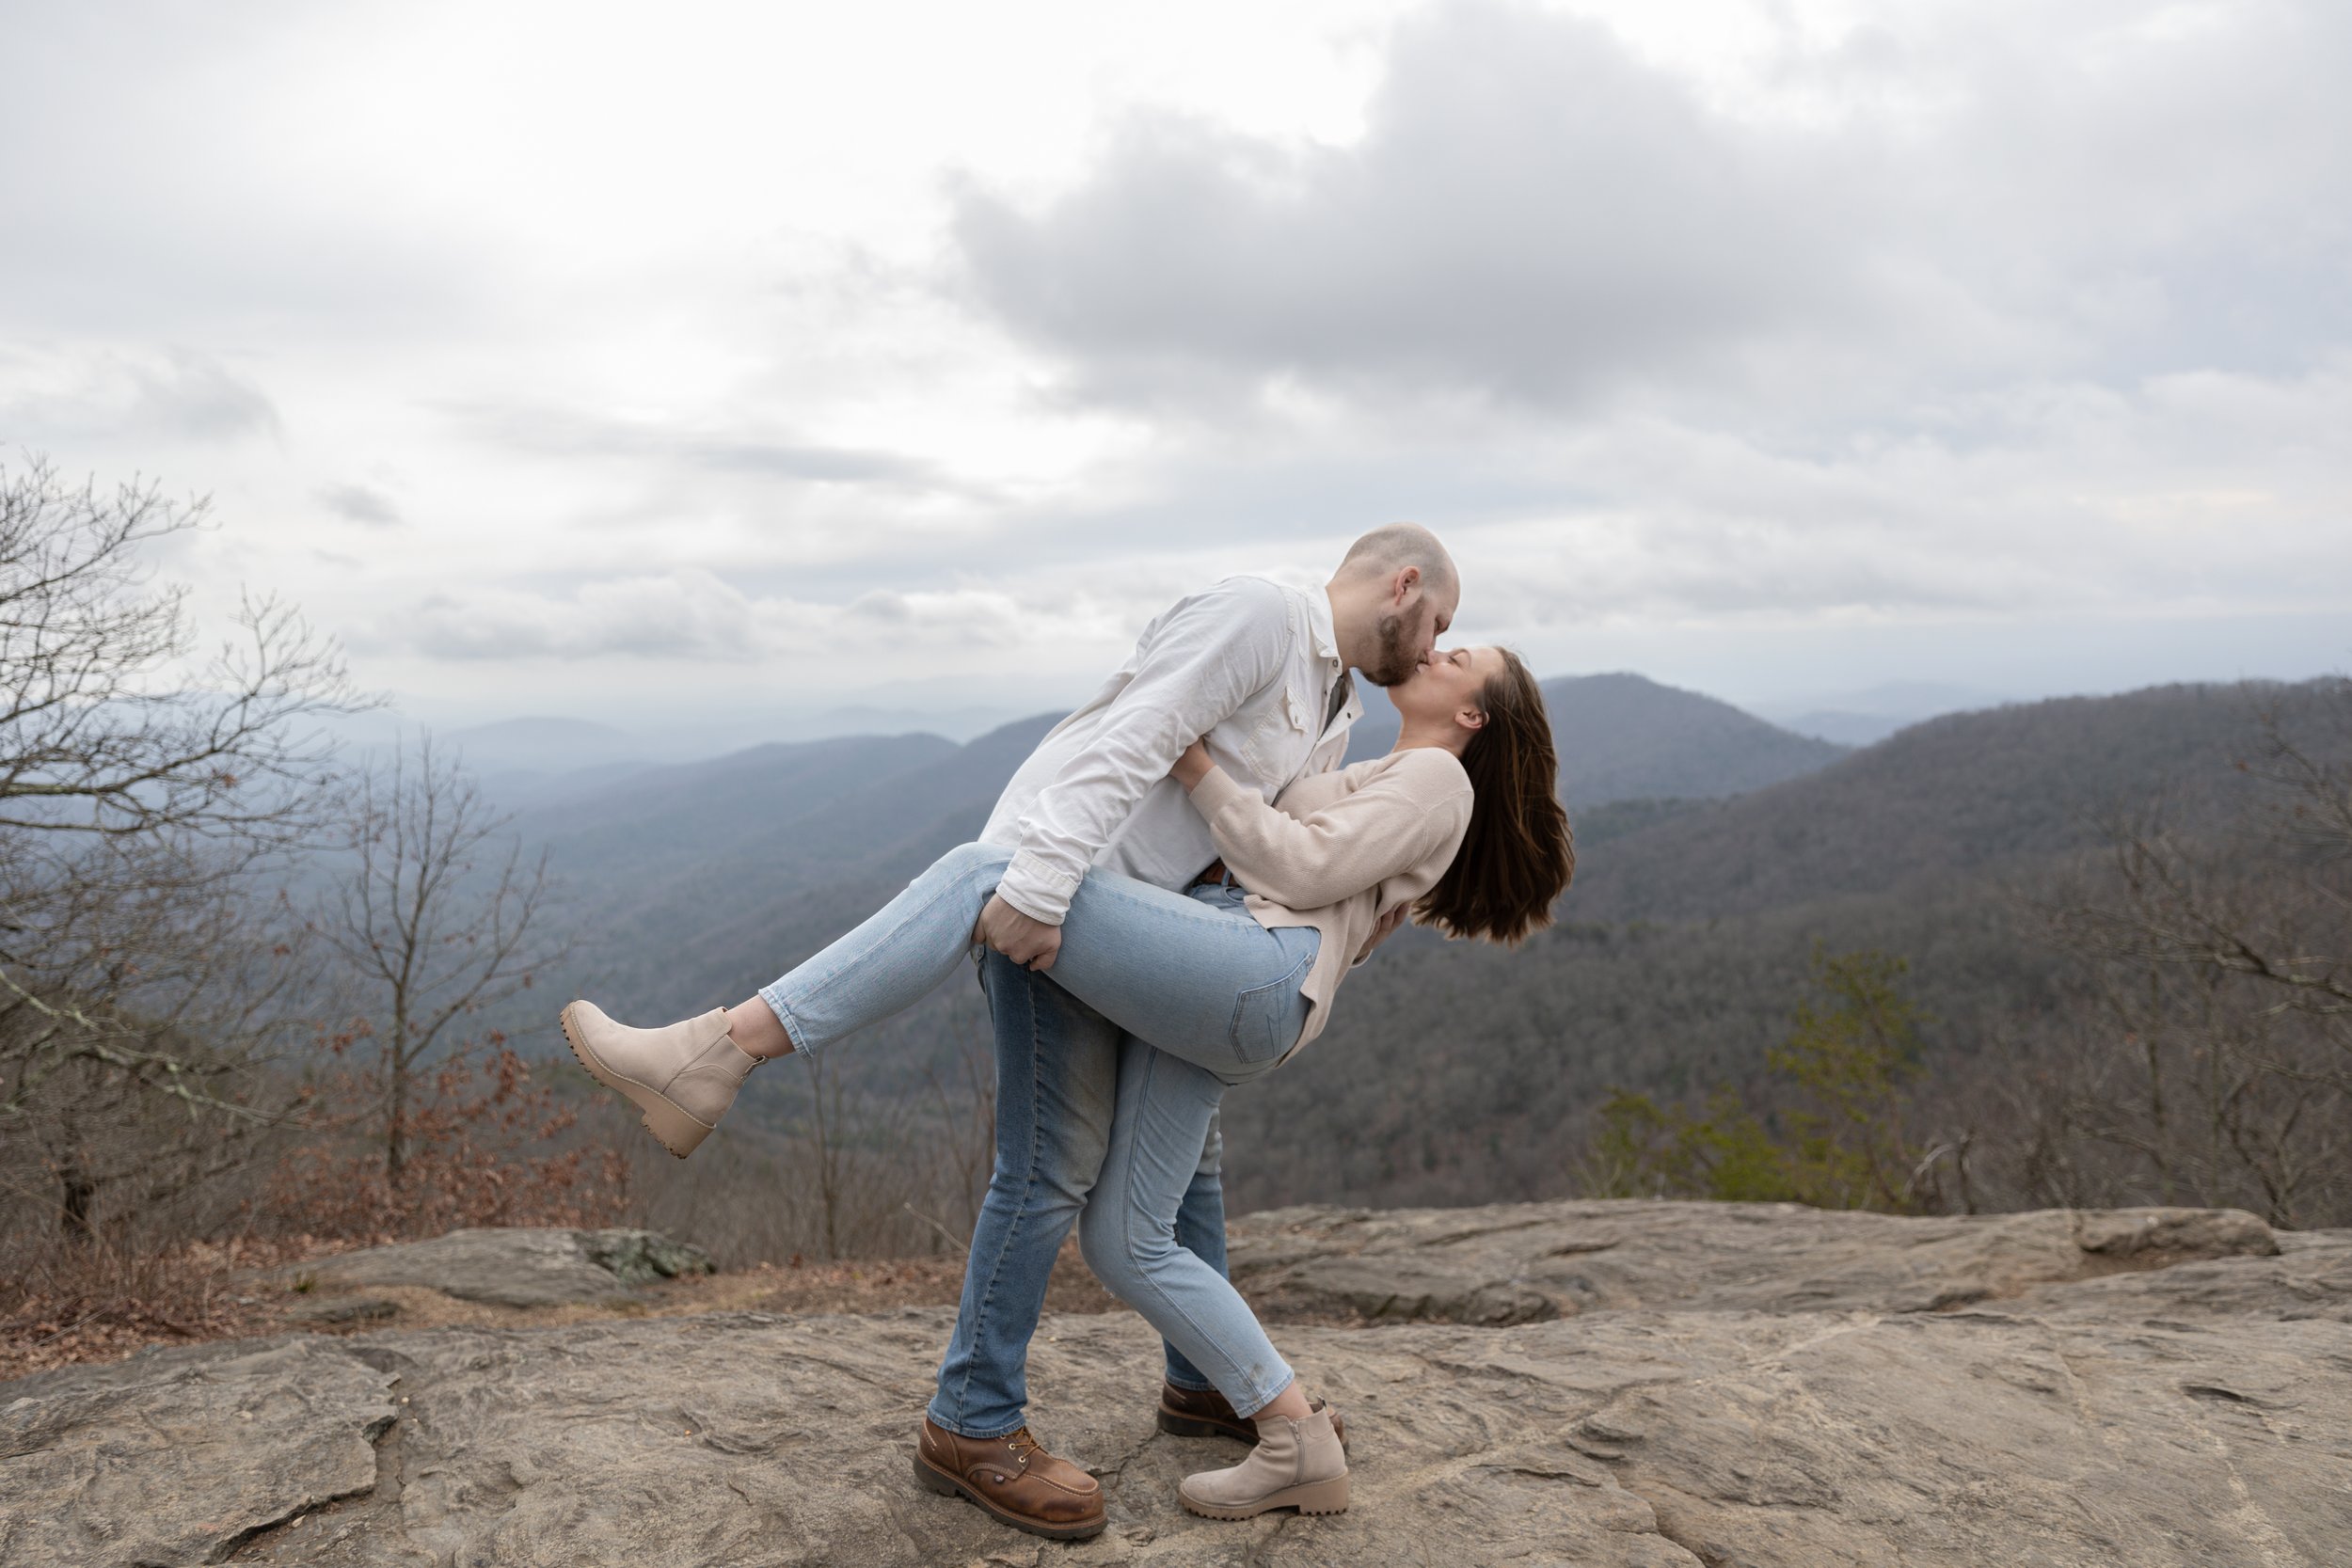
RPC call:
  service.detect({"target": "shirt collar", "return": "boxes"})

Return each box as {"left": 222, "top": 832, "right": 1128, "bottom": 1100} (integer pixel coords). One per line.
{"left": 1308, "top": 586, "right": 1344, "bottom": 669}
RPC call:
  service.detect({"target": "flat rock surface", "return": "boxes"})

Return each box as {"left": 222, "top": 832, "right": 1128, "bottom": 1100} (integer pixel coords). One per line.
{"left": 6, "top": 1199, "right": 2348, "bottom": 1567}
{"left": 1225, "top": 1198, "right": 2287, "bottom": 1323}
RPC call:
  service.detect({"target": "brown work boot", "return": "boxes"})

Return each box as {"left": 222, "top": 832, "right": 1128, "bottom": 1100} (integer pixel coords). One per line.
{"left": 1158, "top": 1382, "right": 1348, "bottom": 1451}
{"left": 913, "top": 1417, "right": 1107, "bottom": 1540}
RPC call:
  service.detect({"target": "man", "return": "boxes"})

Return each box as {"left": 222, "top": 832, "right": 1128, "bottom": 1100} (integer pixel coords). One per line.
{"left": 914, "top": 524, "right": 1459, "bottom": 1540}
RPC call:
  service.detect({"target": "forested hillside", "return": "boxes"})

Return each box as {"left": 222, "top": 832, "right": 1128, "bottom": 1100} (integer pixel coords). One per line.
{"left": 523, "top": 719, "right": 1055, "bottom": 1020}
{"left": 1565, "top": 682, "right": 2285, "bottom": 922}
{"left": 521, "top": 675, "right": 2342, "bottom": 1225}
{"left": 1218, "top": 679, "right": 2338, "bottom": 1212}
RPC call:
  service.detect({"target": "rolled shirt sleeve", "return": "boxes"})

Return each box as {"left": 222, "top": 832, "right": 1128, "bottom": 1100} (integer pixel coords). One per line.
{"left": 993, "top": 578, "right": 1292, "bottom": 925}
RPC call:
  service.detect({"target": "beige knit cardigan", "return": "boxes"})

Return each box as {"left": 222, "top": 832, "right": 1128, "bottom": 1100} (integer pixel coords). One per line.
{"left": 1185, "top": 745, "right": 1472, "bottom": 1051}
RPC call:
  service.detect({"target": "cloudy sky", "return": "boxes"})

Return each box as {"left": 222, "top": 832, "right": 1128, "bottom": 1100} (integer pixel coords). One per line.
{"left": 5, "top": 0, "right": 2346, "bottom": 741}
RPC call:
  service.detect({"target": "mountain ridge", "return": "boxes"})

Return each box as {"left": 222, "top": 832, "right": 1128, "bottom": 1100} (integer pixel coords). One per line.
{"left": 1346, "top": 671, "right": 1848, "bottom": 802}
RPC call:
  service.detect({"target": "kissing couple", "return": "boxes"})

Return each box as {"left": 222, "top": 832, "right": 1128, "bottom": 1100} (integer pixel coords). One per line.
{"left": 560, "top": 524, "right": 1574, "bottom": 1537}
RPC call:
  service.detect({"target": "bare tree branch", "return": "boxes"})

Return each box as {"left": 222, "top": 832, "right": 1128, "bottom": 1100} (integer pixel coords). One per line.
{"left": 305, "top": 733, "right": 571, "bottom": 1185}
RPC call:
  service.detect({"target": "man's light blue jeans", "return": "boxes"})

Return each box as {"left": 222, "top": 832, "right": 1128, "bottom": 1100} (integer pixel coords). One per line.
{"left": 757, "top": 843, "right": 1320, "bottom": 1432}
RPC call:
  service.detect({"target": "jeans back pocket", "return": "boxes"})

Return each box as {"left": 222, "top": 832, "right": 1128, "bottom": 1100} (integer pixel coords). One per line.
{"left": 1227, "top": 949, "right": 1315, "bottom": 1067}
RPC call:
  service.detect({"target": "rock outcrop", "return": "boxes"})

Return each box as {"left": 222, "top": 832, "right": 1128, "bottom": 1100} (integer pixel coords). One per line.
{"left": 269, "top": 1227, "right": 716, "bottom": 1309}
{"left": 1224, "top": 1198, "right": 2297, "bottom": 1323}
{"left": 5, "top": 1199, "right": 2348, "bottom": 1567}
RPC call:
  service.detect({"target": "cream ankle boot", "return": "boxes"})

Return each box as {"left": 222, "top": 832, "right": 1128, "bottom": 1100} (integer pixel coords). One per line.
{"left": 559, "top": 999, "right": 763, "bottom": 1158}
{"left": 1178, "top": 1404, "right": 1348, "bottom": 1520}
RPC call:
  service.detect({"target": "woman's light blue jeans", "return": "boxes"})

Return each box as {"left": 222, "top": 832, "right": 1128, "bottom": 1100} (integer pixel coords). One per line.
{"left": 758, "top": 841, "right": 1319, "bottom": 1418}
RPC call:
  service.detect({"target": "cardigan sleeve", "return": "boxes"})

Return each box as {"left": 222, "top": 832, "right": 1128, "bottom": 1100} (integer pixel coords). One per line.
{"left": 1188, "top": 754, "right": 1470, "bottom": 910}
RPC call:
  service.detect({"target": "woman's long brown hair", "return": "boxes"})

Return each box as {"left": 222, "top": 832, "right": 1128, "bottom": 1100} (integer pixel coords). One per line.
{"left": 1415, "top": 649, "right": 1575, "bottom": 944}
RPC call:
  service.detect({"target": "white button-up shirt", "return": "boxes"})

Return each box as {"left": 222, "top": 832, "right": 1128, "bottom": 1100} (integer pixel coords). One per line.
{"left": 981, "top": 576, "right": 1362, "bottom": 925}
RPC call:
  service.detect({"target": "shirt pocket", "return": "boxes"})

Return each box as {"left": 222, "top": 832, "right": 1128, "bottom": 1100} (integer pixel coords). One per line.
{"left": 1241, "top": 675, "right": 1318, "bottom": 784}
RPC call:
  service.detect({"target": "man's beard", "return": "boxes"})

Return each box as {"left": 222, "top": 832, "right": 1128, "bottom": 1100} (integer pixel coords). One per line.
{"left": 1365, "top": 608, "right": 1424, "bottom": 688}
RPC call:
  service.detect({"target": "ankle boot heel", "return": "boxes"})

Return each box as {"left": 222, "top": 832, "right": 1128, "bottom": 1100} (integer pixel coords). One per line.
{"left": 636, "top": 1094, "right": 716, "bottom": 1158}
{"left": 1279, "top": 1474, "right": 1350, "bottom": 1515}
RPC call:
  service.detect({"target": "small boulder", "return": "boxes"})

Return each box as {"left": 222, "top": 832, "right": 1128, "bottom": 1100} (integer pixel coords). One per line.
{"left": 274, "top": 1227, "right": 714, "bottom": 1308}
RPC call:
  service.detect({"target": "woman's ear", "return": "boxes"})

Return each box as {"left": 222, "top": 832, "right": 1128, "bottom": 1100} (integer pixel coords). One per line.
{"left": 1455, "top": 705, "right": 1487, "bottom": 734}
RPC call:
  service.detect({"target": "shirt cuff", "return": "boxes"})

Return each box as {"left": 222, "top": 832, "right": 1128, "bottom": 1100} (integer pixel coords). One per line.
{"left": 997, "top": 848, "right": 1080, "bottom": 926}
{"left": 1187, "top": 764, "right": 1254, "bottom": 825}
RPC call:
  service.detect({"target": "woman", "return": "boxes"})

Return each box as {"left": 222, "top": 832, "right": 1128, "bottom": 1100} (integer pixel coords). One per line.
{"left": 561, "top": 644, "right": 1573, "bottom": 1521}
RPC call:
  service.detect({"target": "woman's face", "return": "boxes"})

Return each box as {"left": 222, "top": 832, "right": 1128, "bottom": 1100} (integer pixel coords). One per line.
{"left": 1393, "top": 644, "right": 1504, "bottom": 736}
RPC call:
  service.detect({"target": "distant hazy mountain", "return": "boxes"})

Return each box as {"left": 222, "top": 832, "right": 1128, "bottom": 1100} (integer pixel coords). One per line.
{"left": 1760, "top": 681, "right": 2010, "bottom": 747}
{"left": 799, "top": 705, "right": 1028, "bottom": 743}
{"left": 333, "top": 690, "right": 1047, "bottom": 814}
{"left": 1772, "top": 710, "right": 1915, "bottom": 747}
{"left": 1346, "top": 672, "right": 1847, "bottom": 804}
{"left": 444, "top": 715, "right": 648, "bottom": 773}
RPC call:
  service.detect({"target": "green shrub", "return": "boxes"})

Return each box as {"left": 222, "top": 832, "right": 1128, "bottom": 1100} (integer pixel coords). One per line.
{"left": 1585, "top": 947, "right": 1937, "bottom": 1212}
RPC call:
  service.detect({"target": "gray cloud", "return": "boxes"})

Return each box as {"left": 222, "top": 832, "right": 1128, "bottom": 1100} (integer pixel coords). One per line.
{"left": 953, "top": 6, "right": 1857, "bottom": 408}
{"left": 390, "top": 575, "right": 763, "bottom": 663}
{"left": 1, "top": 0, "right": 2342, "bottom": 717}
{"left": 0, "top": 341, "right": 279, "bottom": 445}
{"left": 444, "top": 401, "right": 957, "bottom": 491}
{"left": 688, "top": 438, "right": 941, "bottom": 487}
{"left": 372, "top": 572, "right": 1036, "bottom": 665}
{"left": 948, "top": 1, "right": 2352, "bottom": 416}
{"left": 316, "top": 482, "right": 403, "bottom": 527}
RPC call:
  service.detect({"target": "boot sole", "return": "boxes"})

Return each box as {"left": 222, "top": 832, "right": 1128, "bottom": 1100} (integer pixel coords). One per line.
{"left": 558, "top": 1003, "right": 714, "bottom": 1160}
{"left": 1180, "top": 1473, "right": 1350, "bottom": 1520}
{"left": 911, "top": 1452, "right": 1108, "bottom": 1540}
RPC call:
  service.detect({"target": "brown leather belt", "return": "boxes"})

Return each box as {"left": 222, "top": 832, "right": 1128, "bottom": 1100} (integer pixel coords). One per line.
{"left": 1187, "top": 858, "right": 1229, "bottom": 889}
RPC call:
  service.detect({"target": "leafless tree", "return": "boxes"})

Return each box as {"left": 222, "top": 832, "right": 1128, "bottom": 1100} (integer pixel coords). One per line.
{"left": 306, "top": 733, "right": 568, "bottom": 1185}
{"left": 1, "top": 454, "right": 358, "bottom": 851}
{"left": 2063, "top": 692, "right": 2352, "bottom": 1080}
{"left": 2030, "top": 681, "right": 2352, "bottom": 1226}
{"left": 923, "top": 1006, "right": 997, "bottom": 1242}
{"left": 1, "top": 451, "right": 364, "bottom": 1240}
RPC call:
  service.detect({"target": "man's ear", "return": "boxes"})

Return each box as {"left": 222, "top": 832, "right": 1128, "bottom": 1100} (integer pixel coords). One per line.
{"left": 1391, "top": 564, "right": 1422, "bottom": 608}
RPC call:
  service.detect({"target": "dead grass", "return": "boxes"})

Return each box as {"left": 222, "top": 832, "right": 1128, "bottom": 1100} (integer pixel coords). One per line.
{"left": 2, "top": 1230, "right": 1370, "bottom": 1386}
{"left": 0, "top": 1234, "right": 1129, "bottom": 1382}
{"left": 0, "top": 1233, "right": 383, "bottom": 1383}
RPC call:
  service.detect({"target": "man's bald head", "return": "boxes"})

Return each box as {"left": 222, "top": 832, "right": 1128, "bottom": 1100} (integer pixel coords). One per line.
{"left": 1338, "top": 523, "right": 1458, "bottom": 599}
{"left": 1327, "top": 523, "right": 1461, "bottom": 687}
